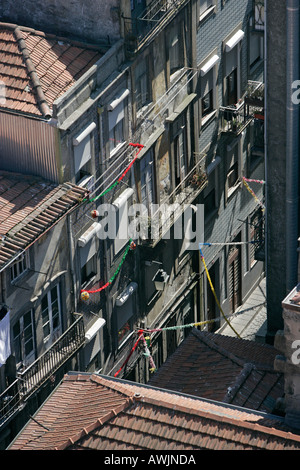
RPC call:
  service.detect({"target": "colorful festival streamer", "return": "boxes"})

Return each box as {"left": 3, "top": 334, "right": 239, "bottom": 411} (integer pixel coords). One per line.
{"left": 80, "top": 239, "right": 135, "bottom": 298}
{"left": 199, "top": 245, "right": 241, "bottom": 339}
{"left": 242, "top": 177, "right": 265, "bottom": 212}
{"left": 87, "top": 143, "right": 144, "bottom": 203}
{"left": 243, "top": 177, "right": 265, "bottom": 184}
{"left": 114, "top": 330, "right": 144, "bottom": 377}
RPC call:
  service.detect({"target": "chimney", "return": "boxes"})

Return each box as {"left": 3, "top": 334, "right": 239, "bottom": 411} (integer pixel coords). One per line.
{"left": 274, "top": 284, "right": 300, "bottom": 429}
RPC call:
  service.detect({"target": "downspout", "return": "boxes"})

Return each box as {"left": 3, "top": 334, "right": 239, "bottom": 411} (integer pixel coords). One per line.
{"left": 67, "top": 214, "right": 77, "bottom": 313}
{"left": 286, "top": 0, "right": 299, "bottom": 292}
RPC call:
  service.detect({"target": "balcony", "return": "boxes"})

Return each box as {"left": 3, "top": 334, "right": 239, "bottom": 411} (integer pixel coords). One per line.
{"left": 140, "top": 155, "right": 208, "bottom": 247}
{"left": 124, "top": 0, "right": 189, "bottom": 54}
{"left": 220, "top": 81, "right": 264, "bottom": 135}
{"left": 0, "top": 315, "right": 85, "bottom": 428}
{"left": 219, "top": 101, "right": 252, "bottom": 136}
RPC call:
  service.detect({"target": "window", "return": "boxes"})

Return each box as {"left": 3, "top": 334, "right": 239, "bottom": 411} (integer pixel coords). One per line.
{"left": 226, "top": 140, "right": 241, "bottom": 199}
{"left": 41, "top": 284, "right": 61, "bottom": 343}
{"left": 224, "top": 30, "right": 244, "bottom": 105}
{"left": 250, "top": 33, "right": 263, "bottom": 70}
{"left": 204, "top": 188, "right": 216, "bottom": 218}
{"left": 200, "top": 0, "right": 213, "bottom": 16}
{"left": 73, "top": 122, "right": 96, "bottom": 181}
{"left": 13, "top": 310, "right": 35, "bottom": 367}
{"left": 109, "top": 119, "right": 124, "bottom": 153}
{"left": 108, "top": 89, "right": 129, "bottom": 155}
{"left": 116, "top": 282, "right": 137, "bottom": 346}
{"left": 10, "top": 251, "right": 29, "bottom": 282}
{"left": 227, "top": 161, "right": 239, "bottom": 195}
{"left": 174, "top": 127, "right": 187, "bottom": 186}
{"left": 113, "top": 188, "right": 134, "bottom": 255}
{"left": 140, "top": 150, "right": 154, "bottom": 210}
{"left": 81, "top": 254, "right": 97, "bottom": 286}
{"left": 249, "top": 209, "right": 263, "bottom": 267}
{"left": 168, "top": 25, "right": 183, "bottom": 77}
{"left": 135, "top": 58, "right": 150, "bottom": 111}
{"left": 199, "top": 53, "right": 219, "bottom": 124}
{"left": 226, "top": 68, "right": 238, "bottom": 105}
{"left": 202, "top": 90, "right": 213, "bottom": 118}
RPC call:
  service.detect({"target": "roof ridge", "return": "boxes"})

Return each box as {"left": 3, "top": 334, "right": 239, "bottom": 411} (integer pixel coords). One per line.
{"left": 125, "top": 392, "right": 300, "bottom": 445}
{"left": 85, "top": 375, "right": 300, "bottom": 446}
{"left": 90, "top": 374, "right": 138, "bottom": 399}
{"left": 191, "top": 328, "right": 245, "bottom": 367}
{"left": 13, "top": 26, "right": 52, "bottom": 119}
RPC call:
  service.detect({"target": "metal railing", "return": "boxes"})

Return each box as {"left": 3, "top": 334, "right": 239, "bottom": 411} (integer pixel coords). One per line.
{"left": 0, "top": 315, "right": 85, "bottom": 427}
{"left": 219, "top": 101, "right": 251, "bottom": 135}
{"left": 124, "top": 0, "right": 190, "bottom": 53}
{"left": 220, "top": 81, "right": 264, "bottom": 135}
{"left": 140, "top": 154, "right": 207, "bottom": 246}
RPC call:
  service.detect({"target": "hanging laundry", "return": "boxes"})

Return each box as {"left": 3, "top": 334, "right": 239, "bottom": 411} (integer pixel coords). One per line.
{"left": 0, "top": 307, "right": 11, "bottom": 366}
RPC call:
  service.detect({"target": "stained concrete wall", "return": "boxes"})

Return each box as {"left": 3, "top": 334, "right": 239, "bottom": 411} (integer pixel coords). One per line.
{"left": 0, "top": 0, "right": 122, "bottom": 43}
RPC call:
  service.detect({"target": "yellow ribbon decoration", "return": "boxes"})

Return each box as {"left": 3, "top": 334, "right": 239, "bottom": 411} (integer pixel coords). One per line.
{"left": 200, "top": 251, "right": 241, "bottom": 339}
{"left": 242, "top": 177, "right": 265, "bottom": 213}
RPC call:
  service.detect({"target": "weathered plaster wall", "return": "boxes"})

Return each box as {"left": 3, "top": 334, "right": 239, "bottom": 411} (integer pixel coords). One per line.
{"left": 0, "top": 0, "right": 121, "bottom": 43}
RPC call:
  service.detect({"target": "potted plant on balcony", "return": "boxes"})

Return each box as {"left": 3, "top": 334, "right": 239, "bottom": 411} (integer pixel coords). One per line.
{"left": 191, "top": 170, "right": 207, "bottom": 188}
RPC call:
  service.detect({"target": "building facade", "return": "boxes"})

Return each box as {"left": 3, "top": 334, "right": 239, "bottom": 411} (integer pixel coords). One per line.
{"left": 0, "top": 0, "right": 266, "bottom": 447}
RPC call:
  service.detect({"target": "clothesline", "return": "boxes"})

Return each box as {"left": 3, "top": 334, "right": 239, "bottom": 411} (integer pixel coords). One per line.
{"left": 85, "top": 143, "right": 144, "bottom": 203}
{"left": 80, "top": 239, "right": 136, "bottom": 299}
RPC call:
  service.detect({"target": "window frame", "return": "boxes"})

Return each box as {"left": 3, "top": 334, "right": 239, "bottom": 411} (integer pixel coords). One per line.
{"left": 168, "top": 22, "right": 184, "bottom": 81}
{"left": 41, "top": 284, "right": 62, "bottom": 344}
{"left": 199, "top": 52, "right": 219, "bottom": 126}
{"left": 134, "top": 55, "right": 151, "bottom": 112}
{"left": 10, "top": 251, "right": 29, "bottom": 283}
{"left": 198, "top": 0, "right": 216, "bottom": 23}
{"left": 13, "top": 309, "right": 35, "bottom": 368}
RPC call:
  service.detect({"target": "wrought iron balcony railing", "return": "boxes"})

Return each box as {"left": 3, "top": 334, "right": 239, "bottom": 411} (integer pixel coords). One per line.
{"left": 220, "top": 81, "right": 264, "bottom": 135}
{"left": 219, "top": 101, "right": 252, "bottom": 136}
{"left": 0, "top": 315, "right": 85, "bottom": 428}
{"left": 124, "top": 0, "right": 190, "bottom": 53}
{"left": 140, "top": 155, "right": 207, "bottom": 247}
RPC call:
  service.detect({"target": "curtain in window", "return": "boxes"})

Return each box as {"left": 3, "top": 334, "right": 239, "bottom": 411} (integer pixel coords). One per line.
{"left": 0, "top": 308, "right": 10, "bottom": 366}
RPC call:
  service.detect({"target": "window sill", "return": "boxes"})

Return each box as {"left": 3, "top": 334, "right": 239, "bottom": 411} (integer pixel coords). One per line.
{"left": 109, "top": 141, "right": 127, "bottom": 159}
{"left": 199, "top": 5, "right": 216, "bottom": 24}
{"left": 170, "top": 68, "right": 185, "bottom": 85}
{"left": 226, "top": 182, "right": 241, "bottom": 201}
{"left": 201, "top": 109, "right": 217, "bottom": 129}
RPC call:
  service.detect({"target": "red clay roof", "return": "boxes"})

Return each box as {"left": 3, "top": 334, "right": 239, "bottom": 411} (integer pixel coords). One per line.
{"left": 0, "top": 23, "right": 102, "bottom": 118}
{"left": 149, "top": 329, "right": 284, "bottom": 414}
{"left": 7, "top": 373, "right": 300, "bottom": 450}
{"left": 0, "top": 170, "right": 87, "bottom": 270}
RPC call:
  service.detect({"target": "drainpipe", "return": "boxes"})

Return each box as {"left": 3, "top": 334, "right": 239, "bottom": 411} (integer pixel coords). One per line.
{"left": 286, "top": 0, "right": 299, "bottom": 293}
{"left": 67, "top": 214, "right": 77, "bottom": 313}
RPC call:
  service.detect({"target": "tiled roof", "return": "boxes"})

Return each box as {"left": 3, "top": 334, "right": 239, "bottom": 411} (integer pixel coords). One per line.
{"left": 8, "top": 373, "right": 300, "bottom": 450}
{"left": 0, "top": 170, "right": 87, "bottom": 270}
{"left": 149, "top": 329, "right": 284, "bottom": 414}
{"left": 0, "top": 23, "right": 102, "bottom": 118}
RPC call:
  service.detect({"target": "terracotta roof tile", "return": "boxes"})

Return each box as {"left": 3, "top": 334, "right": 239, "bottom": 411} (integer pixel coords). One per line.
{"left": 148, "top": 329, "right": 284, "bottom": 414}
{"left": 7, "top": 373, "right": 300, "bottom": 451}
{"left": 0, "top": 170, "right": 87, "bottom": 270}
{"left": 0, "top": 23, "right": 103, "bottom": 118}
